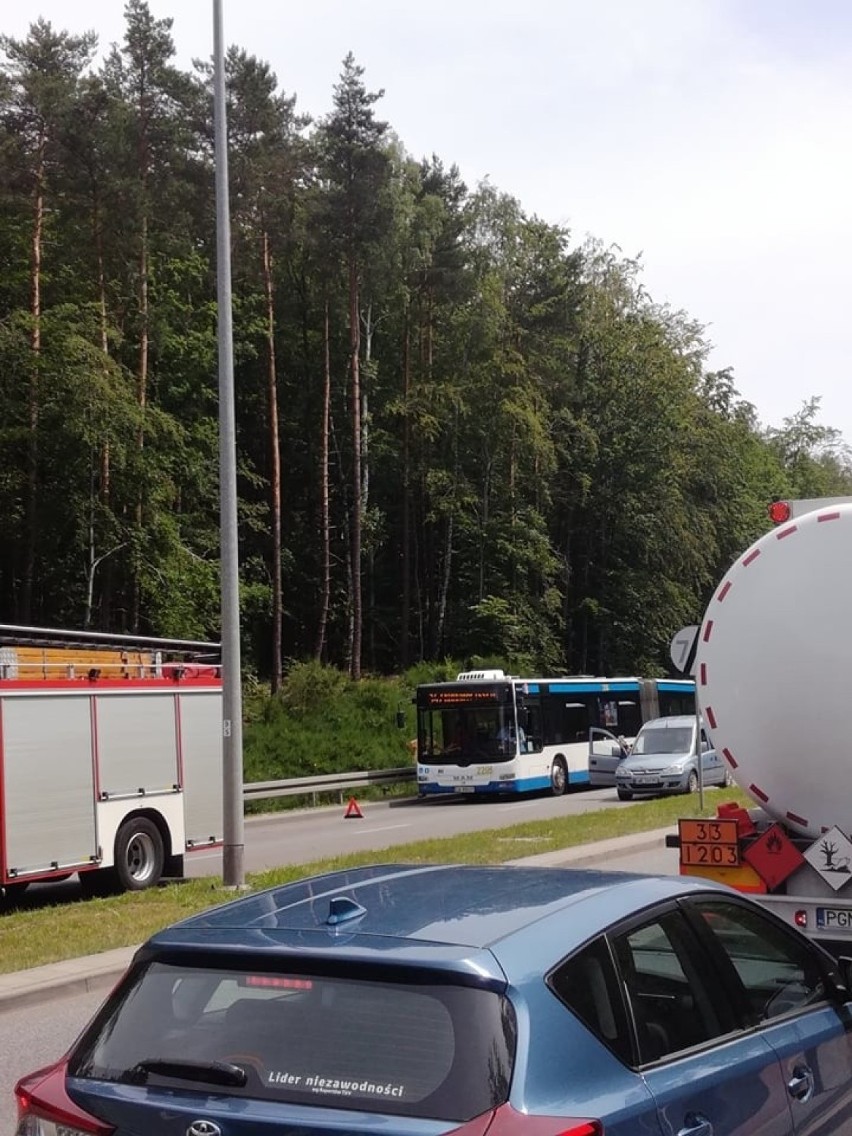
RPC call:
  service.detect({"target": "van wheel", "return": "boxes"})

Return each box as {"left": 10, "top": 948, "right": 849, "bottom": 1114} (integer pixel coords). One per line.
{"left": 550, "top": 759, "right": 567, "bottom": 796}
{"left": 617, "top": 788, "right": 633, "bottom": 801}
{"left": 685, "top": 770, "right": 699, "bottom": 795}
{"left": 114, "top": 817, "right": 165, "bottom": 891}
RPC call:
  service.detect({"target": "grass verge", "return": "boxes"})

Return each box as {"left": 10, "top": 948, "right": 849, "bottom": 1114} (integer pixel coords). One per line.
{"left": 0, "top": 787, "right": 749, "bottom": 976}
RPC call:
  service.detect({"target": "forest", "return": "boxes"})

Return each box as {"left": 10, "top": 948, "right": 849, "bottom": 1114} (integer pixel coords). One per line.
{"left": 2, "top": 1, "right": 851, "bottom": 688}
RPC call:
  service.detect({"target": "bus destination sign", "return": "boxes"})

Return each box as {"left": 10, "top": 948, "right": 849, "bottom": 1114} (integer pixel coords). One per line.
{"left": 425, "top": 688, "right": 500, "bottom": 707}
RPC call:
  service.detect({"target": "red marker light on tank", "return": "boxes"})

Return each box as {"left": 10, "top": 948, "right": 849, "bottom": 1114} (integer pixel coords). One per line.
{"left": 794, "top": 910, "right": 808, "bottom": 929}
{"left": 768, "top": 500, "right": 791, "bottom": 525}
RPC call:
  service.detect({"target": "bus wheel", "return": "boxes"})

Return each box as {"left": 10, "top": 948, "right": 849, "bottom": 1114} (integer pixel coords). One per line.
{"left": 114, "top": 817, "right": 165, "bottom": 891}
{"left": 550, "top": 759, "right": 567, "bottom": 796}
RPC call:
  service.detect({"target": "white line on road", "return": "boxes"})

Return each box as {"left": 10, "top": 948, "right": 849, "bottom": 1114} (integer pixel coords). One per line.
{"left": 349, "top": 824, "right": 411, "bottom": 836}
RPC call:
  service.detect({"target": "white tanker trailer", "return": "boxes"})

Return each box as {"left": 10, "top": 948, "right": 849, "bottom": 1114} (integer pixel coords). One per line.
{"left": 674, "top": 496, "right": 852, "bottom": 951}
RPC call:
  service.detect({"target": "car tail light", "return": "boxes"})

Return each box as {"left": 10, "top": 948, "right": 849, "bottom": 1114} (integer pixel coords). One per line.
{"left": 447, "top": 1103, "right": 602, "bottom": 1136}
{"left": 15, "top": 1060, "right": 114, "bottom": 1136}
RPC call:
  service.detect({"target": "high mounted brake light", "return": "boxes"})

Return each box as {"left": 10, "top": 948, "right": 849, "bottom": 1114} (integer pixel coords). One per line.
{"left": 243, "top": 974, "right": 314, "bottom": 989}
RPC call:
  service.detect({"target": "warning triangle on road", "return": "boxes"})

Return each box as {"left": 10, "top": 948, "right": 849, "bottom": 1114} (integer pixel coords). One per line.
{"left": 344, "top": 797, "right": 364, "bottom": 819}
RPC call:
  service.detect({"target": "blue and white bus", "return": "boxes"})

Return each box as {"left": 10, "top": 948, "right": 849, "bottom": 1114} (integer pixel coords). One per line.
{"left": 415, "top": 670, "right": 695, "bottom": 797}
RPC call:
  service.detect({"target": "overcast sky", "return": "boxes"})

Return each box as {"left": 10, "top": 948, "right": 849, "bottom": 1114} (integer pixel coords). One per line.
{"left": 6, "top": 0, "right": 852, "bottom": 442}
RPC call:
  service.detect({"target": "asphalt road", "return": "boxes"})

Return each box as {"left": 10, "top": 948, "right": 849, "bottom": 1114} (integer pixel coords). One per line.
{"left": 5, "top": 786, "right": 644, "bottom": 910}
{"left": 188, "top": 786, "right": 641, "bottom": 877}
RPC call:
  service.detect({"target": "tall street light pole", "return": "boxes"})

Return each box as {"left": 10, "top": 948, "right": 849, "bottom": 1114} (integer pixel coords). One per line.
{"left": 213, "top": 0, "right": 244, "bottom": 887}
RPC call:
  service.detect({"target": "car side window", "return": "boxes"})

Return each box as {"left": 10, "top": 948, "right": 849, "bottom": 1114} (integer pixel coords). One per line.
{"left": 610, "top": 909, "right": 730, "bottom": 1063}
{"left": 549, "top": 937, "right": 632, "bottom": 1065}
{"left": 690, "top": 900, "right": 826, "bottom": 1022}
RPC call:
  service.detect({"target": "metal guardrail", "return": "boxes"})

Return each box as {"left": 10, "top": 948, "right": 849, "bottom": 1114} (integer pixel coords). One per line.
{"left": 243, "top": 766, "right": 417, "bottom": 802}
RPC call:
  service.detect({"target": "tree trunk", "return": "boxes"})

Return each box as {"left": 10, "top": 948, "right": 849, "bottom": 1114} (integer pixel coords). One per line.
{"left": 22, "top": 133, "right": 46, "bottom": 622}
{"left": 262, "top": 228, "right": 283, "bottom": 692}
{"left": 348, "top": 253, "right": 362, "bottom": 680}
{"left": 314, "top": 296, "right": 332, "bottom": 660}
{"left": 400, "top": 315, "right": 411, "bottom": 667}
{"left": 93, "top": 188, "right": 112, "bottom": 625}
{"left": 94, "top": 188, "right": 111, "bottom": 505}
{"left": 361, "top": 302, "right": 373, "bottom": 669}
{"left": 132, "top": 205, "right": 149, "bottom": 632}
{"left": 436, "top": 513, "right": 453, "bottom": 657}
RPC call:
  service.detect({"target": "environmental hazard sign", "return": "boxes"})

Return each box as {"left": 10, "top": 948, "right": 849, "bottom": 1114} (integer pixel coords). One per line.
{"left": 803, "top": 826, "right": 852, "bottom": 892}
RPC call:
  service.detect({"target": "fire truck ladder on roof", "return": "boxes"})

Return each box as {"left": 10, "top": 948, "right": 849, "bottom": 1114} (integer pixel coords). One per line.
{"left": 0, "top": 624, "right": 221, "bottom": 681}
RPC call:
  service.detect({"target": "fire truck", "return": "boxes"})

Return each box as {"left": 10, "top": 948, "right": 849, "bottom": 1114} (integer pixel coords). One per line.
{"left": 672, "top": 496, "right": 852, "bottom": 953}
{"left": 0, "top": 624, "right": 222, "bottom": 897}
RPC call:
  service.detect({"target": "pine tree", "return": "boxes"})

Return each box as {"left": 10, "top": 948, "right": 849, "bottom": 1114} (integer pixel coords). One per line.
{"left": 317, "top": 53, "right": 390, "bottom": 679}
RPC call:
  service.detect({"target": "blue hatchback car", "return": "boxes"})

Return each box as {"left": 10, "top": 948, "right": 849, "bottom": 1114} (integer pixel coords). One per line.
{"left": 14, "top": 864, "right": 852, "bottom": 1136}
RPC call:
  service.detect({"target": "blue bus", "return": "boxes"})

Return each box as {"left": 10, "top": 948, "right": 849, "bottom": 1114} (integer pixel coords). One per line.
{"left": 415, "top": 671, "right": 695, "bottom": 797}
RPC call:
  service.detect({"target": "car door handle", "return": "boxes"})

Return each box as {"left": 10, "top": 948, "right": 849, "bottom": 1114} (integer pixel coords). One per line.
{"left": 677, "top": 1113, "right": 712, "bottom": 1136}
{"left": 788, "top": 1066, "right": 815, "bottom": 1103}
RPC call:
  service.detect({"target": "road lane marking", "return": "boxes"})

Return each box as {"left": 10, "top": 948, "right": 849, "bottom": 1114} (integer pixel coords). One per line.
{"left": 350, "top": 824, "right": 410, "bottom": 835}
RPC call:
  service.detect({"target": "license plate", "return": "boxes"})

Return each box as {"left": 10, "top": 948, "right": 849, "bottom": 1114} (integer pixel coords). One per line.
{"left": 816, "top": 907, "right": 852, "bottom": 930}
{"left": 636, "top": 775, "right": 661, "bottom": 785}
{"left": 453, "top": 786, "right": 475, "bottom": 794}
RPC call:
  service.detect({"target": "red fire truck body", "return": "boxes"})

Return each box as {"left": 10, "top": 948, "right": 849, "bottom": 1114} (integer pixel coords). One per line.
{"left": 0, "top": 626, "right": 222, "bottom": 895}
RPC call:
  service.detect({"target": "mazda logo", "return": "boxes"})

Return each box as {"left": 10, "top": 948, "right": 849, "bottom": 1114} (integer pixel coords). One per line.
{"left": 187, "top": 1122, "right": 222, "bottom": 1136}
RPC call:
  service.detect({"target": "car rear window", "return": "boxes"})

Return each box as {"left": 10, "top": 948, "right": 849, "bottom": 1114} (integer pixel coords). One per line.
{"left": 68, "top": 961, "right": 516, "bottom": 1121}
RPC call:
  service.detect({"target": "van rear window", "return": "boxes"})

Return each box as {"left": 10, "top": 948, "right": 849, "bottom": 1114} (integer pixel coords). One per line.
{"left": 68, "top": 961, "right": 516, "bottom": 1121}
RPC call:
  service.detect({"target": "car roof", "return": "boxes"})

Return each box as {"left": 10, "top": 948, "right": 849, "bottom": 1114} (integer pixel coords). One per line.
{"left": 142, "top": 864, "right": 731, "bottom": 985}
{"left": 640, "top": 715, "right": 696, "bottom": 729}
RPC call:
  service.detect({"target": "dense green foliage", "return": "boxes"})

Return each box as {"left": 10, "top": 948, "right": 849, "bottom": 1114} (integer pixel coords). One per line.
{"left": 2, "top": 4, "right": 851, "bottom": 680}
{"left": 244, "top": 661, "right": 417, "bottom": 783}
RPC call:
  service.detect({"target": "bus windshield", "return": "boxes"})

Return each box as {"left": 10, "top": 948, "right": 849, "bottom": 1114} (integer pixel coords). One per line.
{"left": 418, "top": 704, "right": 523, "bottom": 765}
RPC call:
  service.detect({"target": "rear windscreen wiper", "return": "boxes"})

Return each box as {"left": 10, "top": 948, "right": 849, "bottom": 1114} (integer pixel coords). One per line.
{"left": 122, "top": 1058, "right": 248, "bottom": 1087}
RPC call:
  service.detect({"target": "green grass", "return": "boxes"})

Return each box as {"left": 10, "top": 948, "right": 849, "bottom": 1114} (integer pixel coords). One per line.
{"left": 0, "top": 786, "right": 750, "bottom": 976}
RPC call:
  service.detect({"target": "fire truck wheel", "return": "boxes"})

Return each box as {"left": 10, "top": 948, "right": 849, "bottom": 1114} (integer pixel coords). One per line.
{"left": 114, "top": 817, "right": 165, "bottom": 891}
{"left": 1, "top": 881, "right": 29, "bottom": 901}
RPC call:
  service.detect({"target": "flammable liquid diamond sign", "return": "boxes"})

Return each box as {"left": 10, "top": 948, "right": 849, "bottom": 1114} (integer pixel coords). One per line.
{"left": 803, "top": 826, "right": 852, "bottom": 891}
{"left": 743, "top": 823, "right": 805, "bottom": 891}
